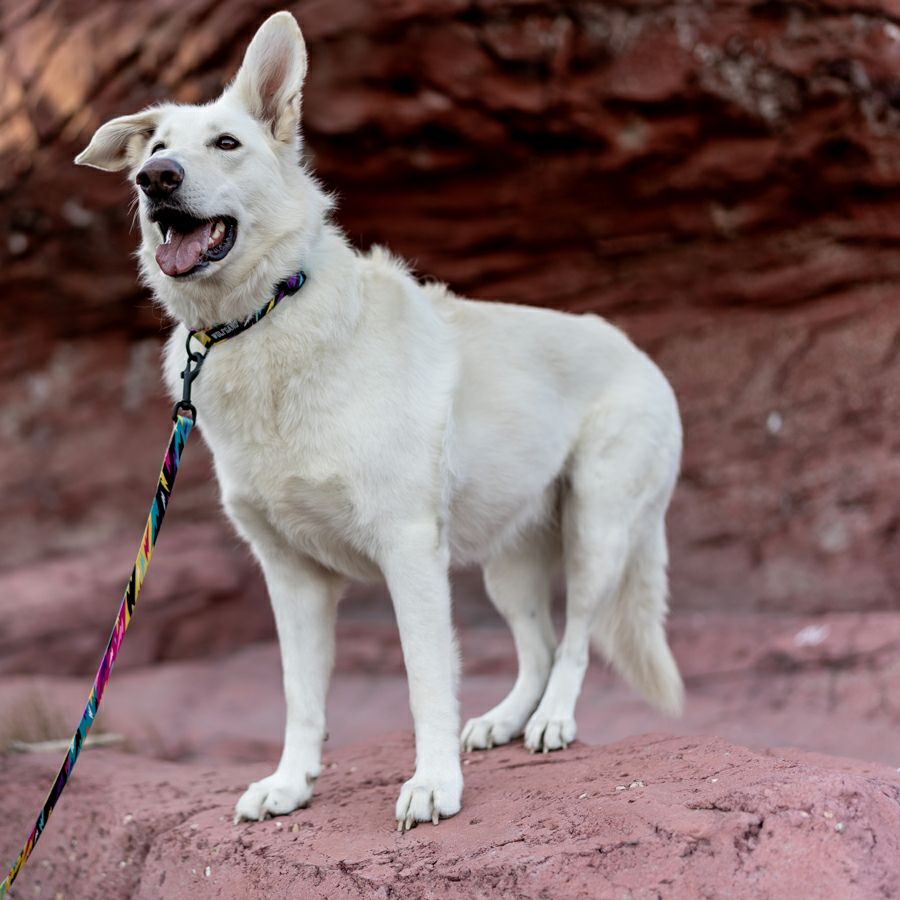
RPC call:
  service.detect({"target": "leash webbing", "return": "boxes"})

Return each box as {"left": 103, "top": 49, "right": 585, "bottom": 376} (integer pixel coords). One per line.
{"left": 0, "top": 269, "right": 307, "bottom": 896}
{"left": 0, "top": 415, "right": 194, "bottom": 898}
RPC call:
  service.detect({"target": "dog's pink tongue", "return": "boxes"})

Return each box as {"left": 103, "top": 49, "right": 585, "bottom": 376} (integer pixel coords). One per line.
{"left": 155, "top": 221, "right": 213, "bottom": 276}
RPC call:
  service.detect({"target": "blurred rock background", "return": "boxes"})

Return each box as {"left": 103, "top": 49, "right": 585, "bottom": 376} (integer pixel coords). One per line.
{"left": 1, "top": 1, "right": 898, "bottom": 766}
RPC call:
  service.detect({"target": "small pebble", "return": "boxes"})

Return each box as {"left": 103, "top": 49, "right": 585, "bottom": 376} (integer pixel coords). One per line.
{"left": 349, "top": 766, "right": 357, "bottom": 773}
{"left": 463, "top": 760, "right": 470, "bottom": 766}
{"left": 290, "top": 823, "right": 300, "bottom": 833}
{"left": 204, "top": 866, "right": 212, "bottom": 878}
{"left": 709, "top": 778, "right": 718, "bottom": 783}
{"left": 189, "top": 823, "right": 199, "bottom": 831}
{"left": 275, "top": 821, "right": 283, "bottom": 830}
{"left": 122, "top": 814, "right": 134, "bottom": 825}
{"left": 823, "top": 811, "right": 834, "bottom": 819}
{"left": 835, "top": 822, "right": 845, "bottom": 833}
{"left": 799, "top": 811, "right": 810, "bottom": 818}
{"left": 119, "top": 861, "right": 127, "bottom": 869}
{"left": 615, "top": 785, "right": 626, "bottom": 792}
{"left": 578, "top": 792, "right": 587, "bottom": 799}
{"left": 629, "top": 780, "right": 645, "bottom": 789}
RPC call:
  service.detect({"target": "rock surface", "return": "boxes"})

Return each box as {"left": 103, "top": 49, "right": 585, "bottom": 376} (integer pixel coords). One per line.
{"left": 1, "top": 734, "right": 898, "bottom": 899}
{"left": 0, "top": 523, "right": 269, "bottom": 676}
{"left": 3, "top": 610, "right": 898, "bottom": 766}
{"left": 0, "top": 0, "right": 898, "bottom": 615}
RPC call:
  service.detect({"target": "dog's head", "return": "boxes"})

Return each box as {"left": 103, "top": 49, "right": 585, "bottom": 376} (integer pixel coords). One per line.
{"left": 76, "top": 12, "right": 326, "bottom": 324}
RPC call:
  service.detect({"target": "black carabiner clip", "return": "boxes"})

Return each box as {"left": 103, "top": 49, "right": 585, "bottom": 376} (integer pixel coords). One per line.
{"left": 172, "top": 333, "right": 209, "bottom": 422}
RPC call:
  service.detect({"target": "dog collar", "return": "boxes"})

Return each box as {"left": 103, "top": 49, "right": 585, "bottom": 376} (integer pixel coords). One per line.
{"left": 189, "top": 269, "right": 307, "bottom": 349}
{"left": 173, "top": 269, "right": 307, "bottom": 422}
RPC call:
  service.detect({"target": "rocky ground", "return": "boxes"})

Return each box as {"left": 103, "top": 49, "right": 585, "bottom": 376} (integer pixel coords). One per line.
{"left": 1, "top": 557, "right": 899, "bottom": 897}
{"left": 1, "top": 734, "right": 898, "bottom": 899}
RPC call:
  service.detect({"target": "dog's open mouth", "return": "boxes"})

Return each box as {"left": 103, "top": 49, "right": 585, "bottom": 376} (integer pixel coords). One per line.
{"left": 151, "top": 208, "right": 237, "bottom": 277}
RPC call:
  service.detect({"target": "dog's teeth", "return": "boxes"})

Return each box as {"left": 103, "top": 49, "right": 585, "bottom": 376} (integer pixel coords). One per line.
{"left": 208, "top": 220, "right": 226, "bottom": 249}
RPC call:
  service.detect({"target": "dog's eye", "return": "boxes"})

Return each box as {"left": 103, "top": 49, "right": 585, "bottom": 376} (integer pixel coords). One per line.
{"left": 215, "top": 135, "right": 241, "bottom": 151}
{"left": 151, "top": 142, "right": 166, "bottom": 154}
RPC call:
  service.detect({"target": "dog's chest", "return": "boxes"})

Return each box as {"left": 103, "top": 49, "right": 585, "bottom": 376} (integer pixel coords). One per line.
{"left": 198, "top": 372, "right": 381, "bottom": 578}
{"left": 220, "top": 431, "right": 380, "bottom": 578}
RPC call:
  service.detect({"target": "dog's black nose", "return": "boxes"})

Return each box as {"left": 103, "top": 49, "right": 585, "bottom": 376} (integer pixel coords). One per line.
{"left": 136, "top": 158, "right": 184, "bottom": 200}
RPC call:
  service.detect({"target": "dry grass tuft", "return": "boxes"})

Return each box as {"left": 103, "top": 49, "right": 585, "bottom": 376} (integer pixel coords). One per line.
{"left": 0, "top": 690, "right": 110, "bottom": 753}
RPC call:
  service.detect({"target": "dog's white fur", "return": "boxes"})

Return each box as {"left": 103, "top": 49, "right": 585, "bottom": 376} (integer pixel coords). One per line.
{"left": 76, "top": 12, "right": 684, "bottom": 829}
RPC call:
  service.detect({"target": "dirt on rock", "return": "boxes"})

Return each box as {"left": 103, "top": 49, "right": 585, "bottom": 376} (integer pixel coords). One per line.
{"left": 1, "top": 734, "right": 898, "bottom": 899}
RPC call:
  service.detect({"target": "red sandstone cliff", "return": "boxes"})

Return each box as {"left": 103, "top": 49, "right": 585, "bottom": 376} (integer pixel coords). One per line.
{"left": 1, "top": 1, "right": 898, "bottom": 617}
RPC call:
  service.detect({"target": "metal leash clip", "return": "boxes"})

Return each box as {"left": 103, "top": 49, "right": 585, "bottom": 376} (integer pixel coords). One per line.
{"left": 172, "top": 332, "right": 209, "bottom": 422}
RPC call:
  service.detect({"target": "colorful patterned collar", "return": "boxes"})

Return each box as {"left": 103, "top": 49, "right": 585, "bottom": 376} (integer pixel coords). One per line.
{"left": 189, "top": 270, "right": 307, "bottom": 349}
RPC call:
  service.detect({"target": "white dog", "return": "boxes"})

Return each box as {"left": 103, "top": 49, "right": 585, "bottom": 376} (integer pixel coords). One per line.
{"left": 75, "top": 11, "right": 683, "bottom": 830}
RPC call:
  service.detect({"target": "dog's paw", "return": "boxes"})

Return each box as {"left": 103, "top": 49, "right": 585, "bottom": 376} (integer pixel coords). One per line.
{"left": 523, "top": 714, "right": 576, "bottom": 753}
{"left": 395, "top": 767, "right": 462, "bottom": 832}
{"left": 460, "top": 715, "right": 518, "bottom": 752}
{"left": 233, "top": 772, "right": 315, "bottom": 823}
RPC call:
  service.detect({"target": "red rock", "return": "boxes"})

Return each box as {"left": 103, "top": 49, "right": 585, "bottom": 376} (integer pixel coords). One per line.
{"left": 0, "top": 523, "right": 269, "bottom": 676}
{"left": 0, "top": 735, "right": 897, "bottom": 898}
{"left": 2, "top": 613, "right": 897, "bottom": 767}
{"left": 1, "top": 1, "right": 898, "bottom": 616}
{"left": 0, "top": 1, "right": 899, "bottom": 617}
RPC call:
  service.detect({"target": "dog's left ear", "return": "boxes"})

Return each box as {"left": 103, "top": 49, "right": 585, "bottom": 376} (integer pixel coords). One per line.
{"left": 228, "top": 12, "right": 308, "bottom": 144}
{"left": 74, "top": 109, "right": 161, "bottom": 172}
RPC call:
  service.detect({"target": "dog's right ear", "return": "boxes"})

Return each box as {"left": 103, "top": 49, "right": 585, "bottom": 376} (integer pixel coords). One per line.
{"left": 74, "top": 109, "right": 160, "bottom": 172}
{"left": 228, "top": 12, "right": 308, "bottom": 144}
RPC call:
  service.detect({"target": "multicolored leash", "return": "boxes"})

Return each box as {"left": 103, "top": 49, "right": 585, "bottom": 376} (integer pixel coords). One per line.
{"left": 0, "top": 415, "right": 192, "bottom": 898}
{"left": 0, "top": 270, "right": 306, "bottom": 898}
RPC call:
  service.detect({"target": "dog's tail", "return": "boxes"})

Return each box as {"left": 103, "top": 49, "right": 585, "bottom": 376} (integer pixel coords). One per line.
{"left": 590, "top": 524, "right": 683, "bottom": 716}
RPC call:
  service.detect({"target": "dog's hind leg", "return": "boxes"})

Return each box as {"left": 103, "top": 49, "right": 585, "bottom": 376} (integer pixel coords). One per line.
{"left": 461, "top": 535, "right": 557, "bottom": 751}
{"left": 523, "top": 391, "right": 682, "bottom": 753}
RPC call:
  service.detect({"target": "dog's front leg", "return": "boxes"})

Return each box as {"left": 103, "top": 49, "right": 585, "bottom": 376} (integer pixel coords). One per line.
{"left": 234, "top": 546, "right": 341, "bottom": 822}
{"left": 381, "top": 524, "right": 462, "bottom": 829}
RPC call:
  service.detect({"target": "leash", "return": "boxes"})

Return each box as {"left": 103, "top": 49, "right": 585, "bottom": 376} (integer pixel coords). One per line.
{"left": 0, "top": 270, "right": 306, "bottom": 898}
